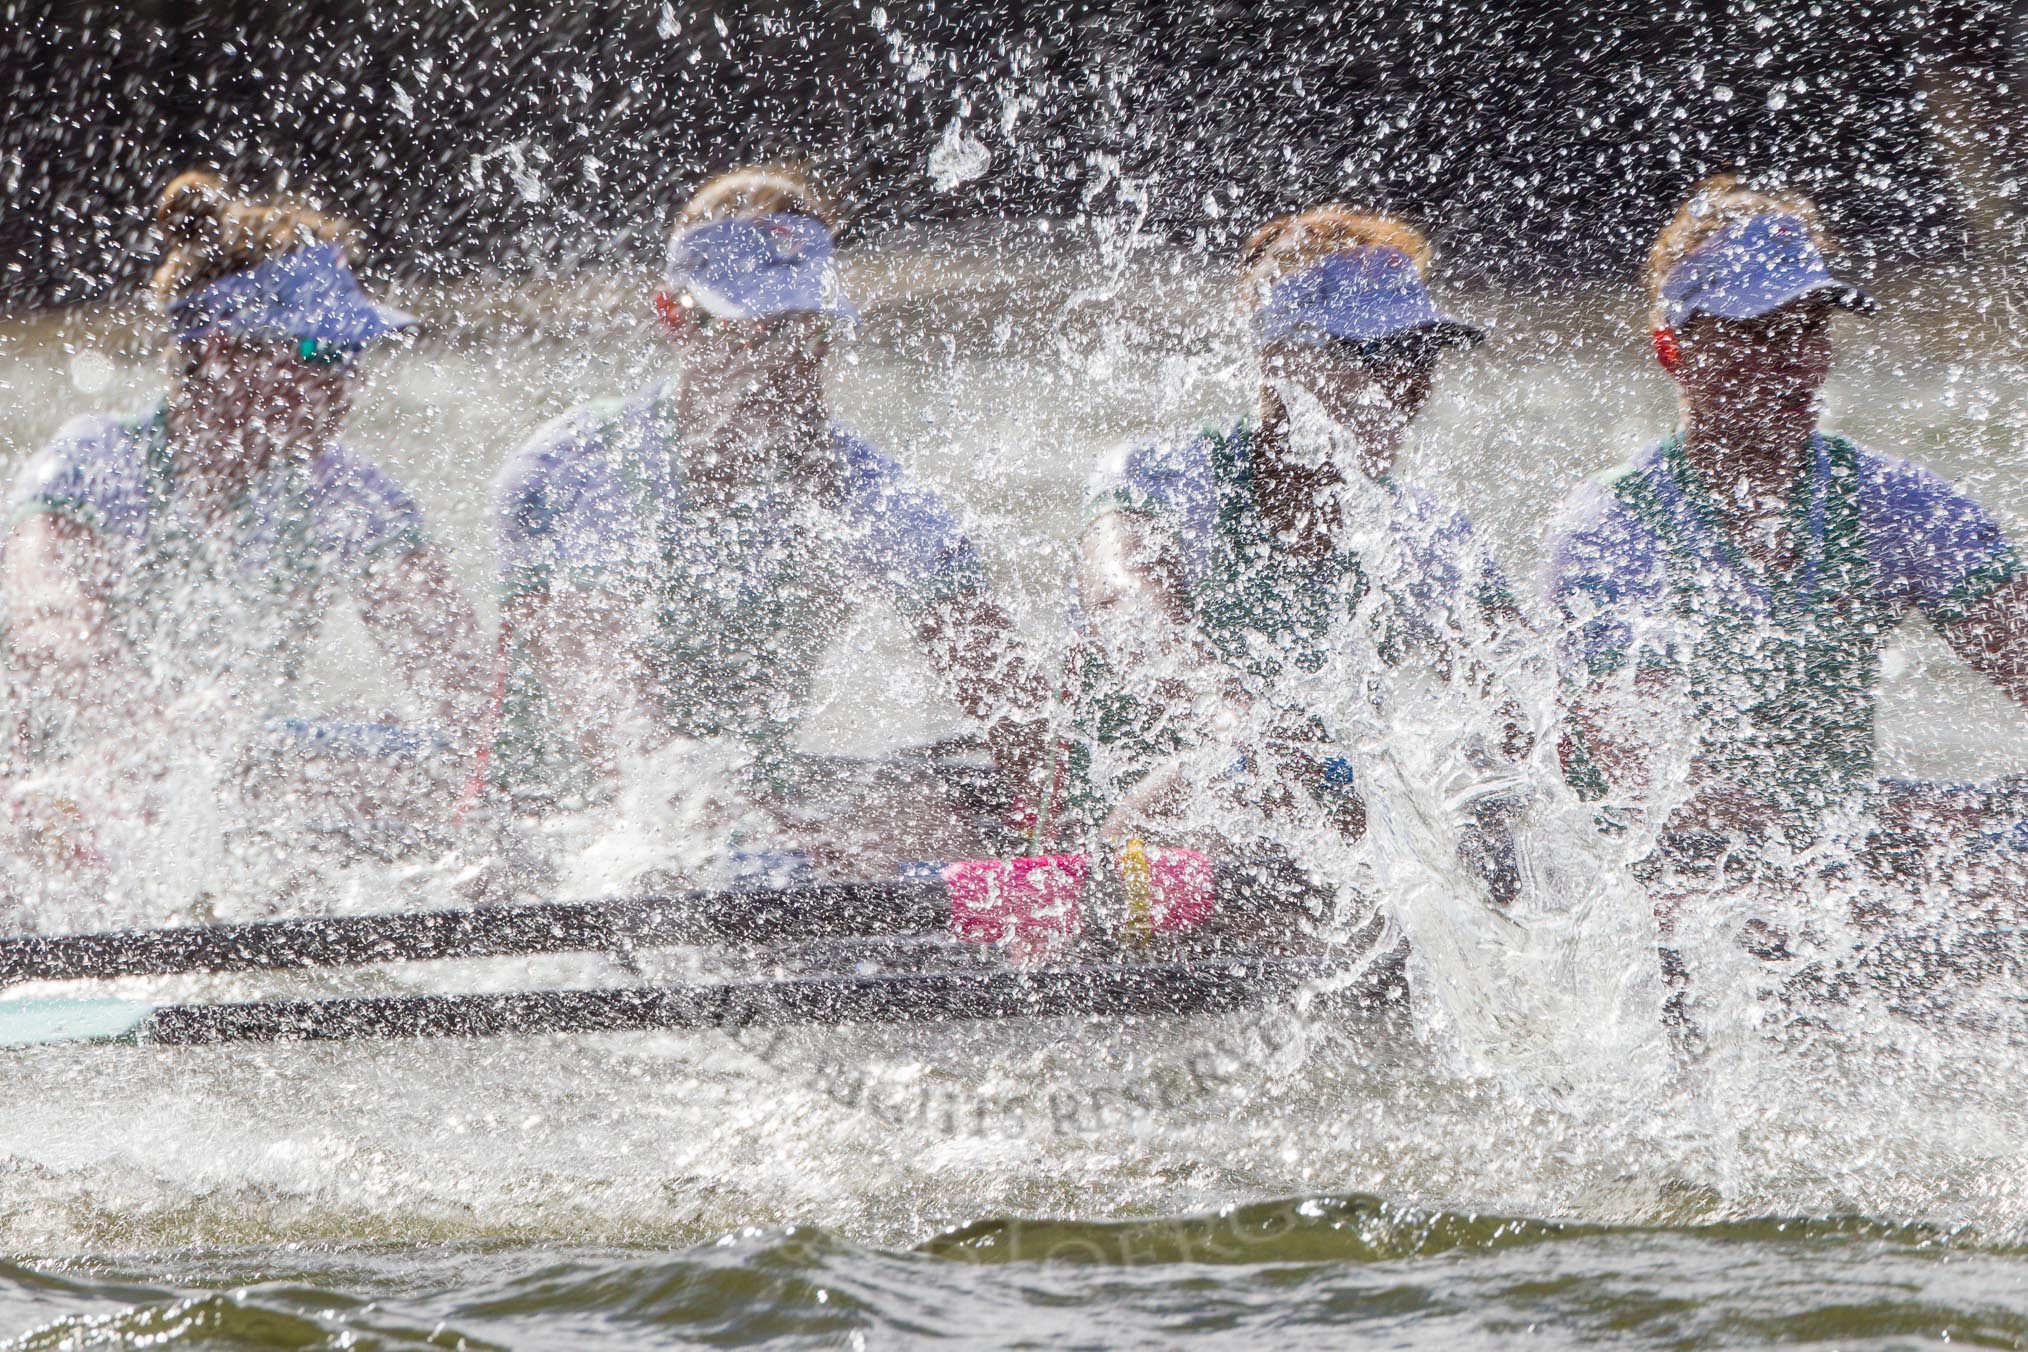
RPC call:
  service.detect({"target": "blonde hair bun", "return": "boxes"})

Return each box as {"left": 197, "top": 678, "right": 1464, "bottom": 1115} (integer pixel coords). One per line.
{"left": 150, "top": 169, "right": 354, "bottom": 311}
{"left": 676, "top": 163, "right": 837, "bottom": 231}
{"left": 1239, "top": 206, "right": 1435, "bottom": 303}
{"left": 157, "top": 170, "right": 231, "bottom": 243}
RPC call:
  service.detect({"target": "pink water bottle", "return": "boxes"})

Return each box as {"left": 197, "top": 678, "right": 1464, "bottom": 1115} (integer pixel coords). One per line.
{"left": 942, "top": 854, "right": 1089, "bottom": 946}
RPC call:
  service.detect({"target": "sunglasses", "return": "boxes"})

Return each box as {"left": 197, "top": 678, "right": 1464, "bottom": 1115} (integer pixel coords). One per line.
{"left": 1316, "top": 332, "right": 1446, "bottom": 367}
{"left": 288, "top": 336, "right": 365, "bottom": 370}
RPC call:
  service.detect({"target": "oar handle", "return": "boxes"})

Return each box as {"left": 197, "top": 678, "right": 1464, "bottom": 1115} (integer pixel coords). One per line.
{"left": 0, "top": 855, "right": 1322, "bottom": 988}
{"left": 0, "top": 879, "right": 948, "bottom": 987}
{"left": 129, "top": 953, "right": 1337, "bottom": 1046}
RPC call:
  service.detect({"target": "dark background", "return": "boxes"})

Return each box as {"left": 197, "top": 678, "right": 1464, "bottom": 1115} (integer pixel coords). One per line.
{"left": 4, "top": 0, "right": 2023, "bottom": 308}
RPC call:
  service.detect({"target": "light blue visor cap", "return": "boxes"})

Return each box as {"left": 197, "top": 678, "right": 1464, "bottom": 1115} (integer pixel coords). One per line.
{"left": 169, "top": 241, "right": 419, "bottom": 346}
{"left": 1659, "top": 212, "right": 1875, "bottom": 328}
{"left": 664, "top": 212, "right": 859, "bottom": 323}
{"left": 1252, "top": 247, "right": 1484, "bottom": 348}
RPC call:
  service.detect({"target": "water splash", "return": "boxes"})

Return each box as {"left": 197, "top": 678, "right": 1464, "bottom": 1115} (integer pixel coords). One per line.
{"left": 927, "top": 119, "right": 990, "bottom": 193}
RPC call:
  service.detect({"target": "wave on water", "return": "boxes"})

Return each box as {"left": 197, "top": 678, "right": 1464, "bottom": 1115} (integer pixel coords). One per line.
{"left": 3, "top": 1199, "right": 2026, "bottom": 1350}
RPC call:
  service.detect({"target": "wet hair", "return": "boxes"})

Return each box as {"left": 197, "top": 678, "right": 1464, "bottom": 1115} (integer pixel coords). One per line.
{"left": 1644, "top": 174, "right": 1836, "bottom": 326}
{"left": 674, "top": 163, "right": 839, "bottom": 231}
{"left": 1238, "top": 206, "right": 1434, "bottom": 303}
{"left": 151, "top": 170, "right": 355, "bottom": 313}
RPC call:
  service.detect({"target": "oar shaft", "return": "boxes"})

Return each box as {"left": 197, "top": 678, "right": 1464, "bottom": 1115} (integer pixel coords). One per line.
{"left": 0, "top": 880, "right": 947, "bottom": 987}
{"left": 132, "top": 954, "right": 1331, "bottom": 1046}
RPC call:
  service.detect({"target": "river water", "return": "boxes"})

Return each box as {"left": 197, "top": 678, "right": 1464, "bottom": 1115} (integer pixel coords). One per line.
{"left": 0, "top": 229, "right": 2025, "bottom": 1347}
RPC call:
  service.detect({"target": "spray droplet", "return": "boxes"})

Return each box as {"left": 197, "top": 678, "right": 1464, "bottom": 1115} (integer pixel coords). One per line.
{"left": 68, "top": 349, "right": 112, "bottom": 395}
{"left": 927, "top": 118, "right": 989, "bottom": 191}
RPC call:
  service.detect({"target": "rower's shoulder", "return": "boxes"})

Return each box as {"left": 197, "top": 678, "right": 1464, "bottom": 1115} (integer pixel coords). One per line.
{"left": 1116, "top": 420, "right": 1233, "bottom": 483}
{"left": 1588, "top": 440, "right": 1670, "bottom": 491}
{"left": 819, "top": 425, "right": 979, "bottom": 589}
{"left": 8, "top": 406, "right": 158, "bottom": 528}
{"left": 305, "top": 443, "right": 419, "bottom": 514}
{"left": 1830, "top": 437, "right": 2009, "bottom": 544}
{"left": 31, "top": 406, "right": 154, "bottom": 473}
{"left": 826, "top": 422, "right": 906, "bottom": 485}
{"left": 1087, "top": 420, "right": 1234, "bottom": 519}
{"left": 826, "top": 425, "right": 973, "bottom": 554}
{"left": 827, "top": 424, "right": 938, "bottom": 505}
{"left": 493, "top": 383, "right": 663, "bottom": 502}
{"left": 1557, "top": 443, "right": 1668, "bottom": 525}
{"left": 1539, "top": 447, "right": 1671, "bottom": 585}
{"left": 1834, "top": 436, "right": 1960, "bottom": 499}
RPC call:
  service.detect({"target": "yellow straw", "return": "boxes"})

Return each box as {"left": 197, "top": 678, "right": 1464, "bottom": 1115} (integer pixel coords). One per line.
{"left": 1120, "top": 837, "right": 1154, "bottom": 944}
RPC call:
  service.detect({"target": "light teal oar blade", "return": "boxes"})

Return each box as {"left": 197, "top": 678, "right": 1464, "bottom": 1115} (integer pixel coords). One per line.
{"left": 0, "top": 997, "right": 153, "bottom": 1048}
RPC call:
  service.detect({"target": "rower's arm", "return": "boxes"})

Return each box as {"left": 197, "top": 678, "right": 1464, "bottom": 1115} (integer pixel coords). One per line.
{"left": 1546, "top": 528, "right": 1672, "bottom": 810}
{"left": 1078, "top": 510, "right": 1364, "bottom": 839}
{"left": 1077, "top": 510, "right": 1216, "bottom": 699}
{"left": 909, "top": 592, "right": 1051, "bottom": 803}
{"left": 1561, "top": 679, "right": 1655, "bottom": 801}
{"left": 2, "top": 514, "right": 130, "bottom": 739}
{"left": 1940, "top": 573, "right": 2028, "bottom": 712}
{"left": 1563, "top": 666, "right": 1785, "bottom": 837}
{"left": 500, "top": 585, "right": 666, "bottom": 788}
{"left": 355, "top": 543, "right": 493, "bottom": 756}
{"left": 1459, "top": 603, "right": 1539, "bottom": 762}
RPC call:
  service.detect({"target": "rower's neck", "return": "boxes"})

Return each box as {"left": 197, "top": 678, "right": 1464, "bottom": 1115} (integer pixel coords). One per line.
{"left": 163, "top": 386, "right": 279, "bottom": 510}
{"left": 1253, "top": 390, "right": 1392, "bottom": 562}
{"left": 1676, "top": 413, "right": 1818, "bottom": 575}
{"left": 1677, "top": 417, "right": 1813, "bottom": 508}
{"left": 671, "top": 371, "right": 836, "bottom": 505}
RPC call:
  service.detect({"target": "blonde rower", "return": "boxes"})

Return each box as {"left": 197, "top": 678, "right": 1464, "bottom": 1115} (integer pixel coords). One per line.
{"left": 1057, "top": 207, "right": 1525, "bottom": 867}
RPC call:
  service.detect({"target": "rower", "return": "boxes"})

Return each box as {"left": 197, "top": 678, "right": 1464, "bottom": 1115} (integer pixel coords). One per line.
{"left": 489, "top": 166, "right": 1049, "bottom": 866}
{"left": 1543, "top": 175, "right": 2028, "bottom": 875}
{"left": 1052, "top": 206, "right": 1528, "bottom": 874}
{"left": 0, "top": 172, "right": 491, "bottom": 887}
